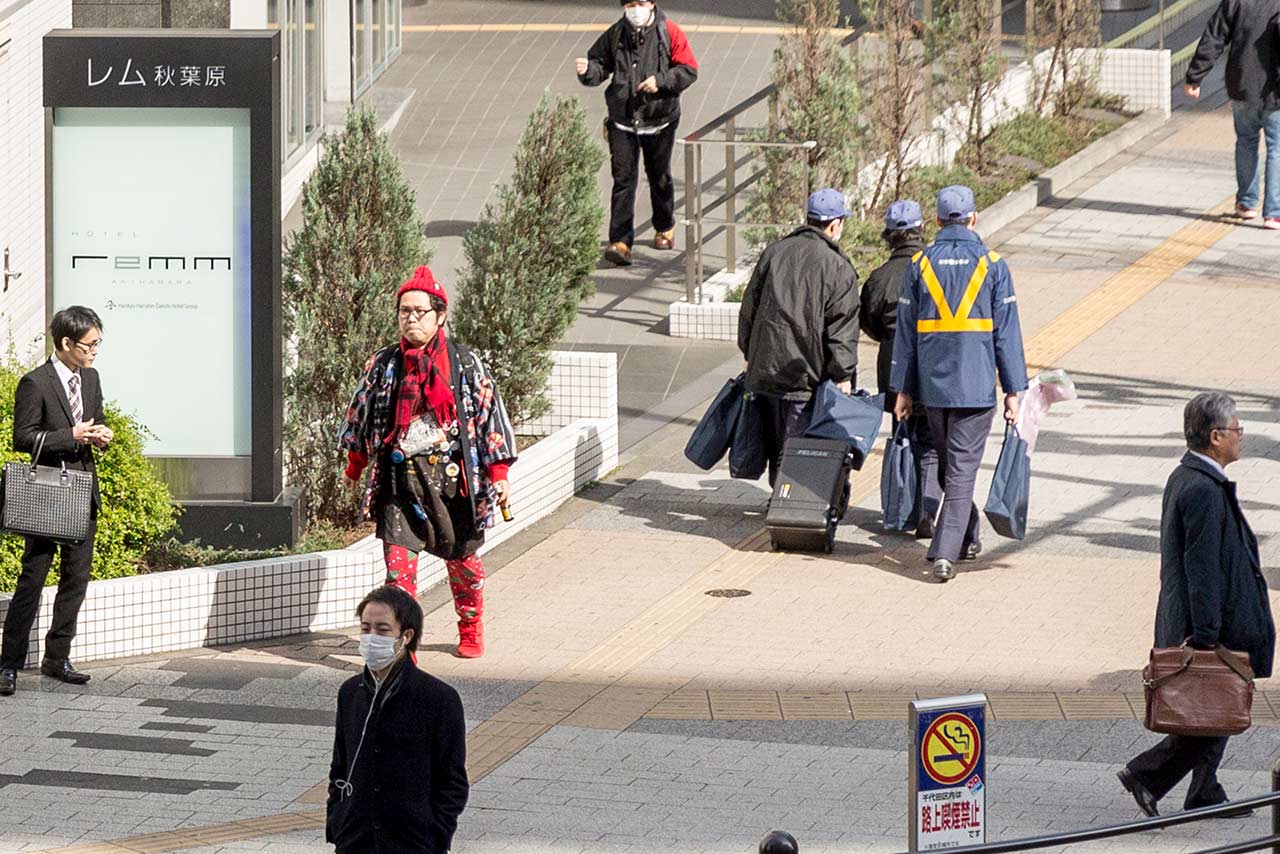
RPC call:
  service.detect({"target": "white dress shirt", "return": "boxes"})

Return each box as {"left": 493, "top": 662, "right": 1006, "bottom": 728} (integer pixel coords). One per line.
{"left": 49, "top": 354, "right": 81, "bottom": 413}
{"left": 1189, "top": 450, "right": 1227, "bottom": 480}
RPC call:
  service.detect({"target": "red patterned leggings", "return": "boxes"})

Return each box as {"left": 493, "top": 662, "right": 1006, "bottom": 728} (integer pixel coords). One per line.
{"left": 383, "top": 544, "right": 485, "bottom": 622}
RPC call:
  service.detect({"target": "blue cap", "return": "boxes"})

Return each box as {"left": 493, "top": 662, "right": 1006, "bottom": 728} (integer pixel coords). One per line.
{"left": 937, "top": 185, "right": 976, "bottom": 222}
{"left": 806, "top": 188, "right": 853, "bottom": 221}
{"left": 885, "top": 199, "right": 923, "bottom": 230}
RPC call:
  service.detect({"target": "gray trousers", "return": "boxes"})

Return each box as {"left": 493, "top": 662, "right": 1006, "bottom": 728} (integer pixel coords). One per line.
{"left": 925, "top": 406, "right": 995, "bottom": 563}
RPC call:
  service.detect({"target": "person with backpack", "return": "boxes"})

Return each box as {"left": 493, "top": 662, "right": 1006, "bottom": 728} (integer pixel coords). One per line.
{"left": 339, "top": 266, "right": 518, "bottom": 659}
{"left": 575, "top": 1, "right": 699, "bottom": 266}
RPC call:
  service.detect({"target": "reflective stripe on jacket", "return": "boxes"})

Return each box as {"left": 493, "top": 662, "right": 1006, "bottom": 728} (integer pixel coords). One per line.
{"left": 888, "top": 224, "right": 1028, "bottom": 408}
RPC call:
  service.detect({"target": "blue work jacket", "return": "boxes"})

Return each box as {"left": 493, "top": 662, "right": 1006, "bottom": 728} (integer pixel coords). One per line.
{"left": 889, "top": 225, "right": 1029, "bottom": 408}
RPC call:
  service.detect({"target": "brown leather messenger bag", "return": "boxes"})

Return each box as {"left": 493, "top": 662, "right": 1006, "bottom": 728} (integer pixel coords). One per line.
{"left": 1143, "top": 643, "right": 1254, "bottom": 737}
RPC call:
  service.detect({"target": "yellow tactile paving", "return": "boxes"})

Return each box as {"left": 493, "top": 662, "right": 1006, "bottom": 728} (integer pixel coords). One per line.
{"left": 780, "top": 691, "right": 855, "bottom": 720}
{"left": 1023, "top": 197, "right": 1236, "bottom": 373}
{"left": 1057, "top": 692, "right": 1139, "bottom": 720}
{"left": 709, "top": 689, "right": 784, "bottom": 720}
{"left": 988, "top": 692, "right": 1064, "bottom": 721}
{"left": 848, "top": 693, "right": 915, "bottom": 720}
{"left": 646, "top": 689, "right": 715, "bottom": 720}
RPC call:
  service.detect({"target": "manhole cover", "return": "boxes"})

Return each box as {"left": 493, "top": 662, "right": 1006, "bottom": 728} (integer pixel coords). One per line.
{"left": 705, "top": 588, "right": 752, "bottom": 598}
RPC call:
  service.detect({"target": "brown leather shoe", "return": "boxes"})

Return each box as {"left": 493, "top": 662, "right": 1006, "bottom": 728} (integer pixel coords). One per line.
{"left": 605, "top": 242, "right": 632, "bottom": 266}
{"left": 654, "top": 229, "right": 675, "bottom": 251}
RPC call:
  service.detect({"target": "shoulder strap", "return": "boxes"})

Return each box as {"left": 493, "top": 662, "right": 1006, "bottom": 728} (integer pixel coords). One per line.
{"left": 446, "top": 341, "right": 478, "bottom": 521}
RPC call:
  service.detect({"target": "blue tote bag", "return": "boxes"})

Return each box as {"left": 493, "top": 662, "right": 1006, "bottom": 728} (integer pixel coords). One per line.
{"left": 984, "top": 425, "right": 1031, "bottom": 540}
{"left": 879, "top": 420, "right": 919, "bottom": 531}
{"left": 685, "top": 374, "right": 745, "bottom": 470}
{"left": 803, "top": 381, "right": 885, "bottom": 469}
{"left": 728, "top": 390, "right": 769, "bottom": 480}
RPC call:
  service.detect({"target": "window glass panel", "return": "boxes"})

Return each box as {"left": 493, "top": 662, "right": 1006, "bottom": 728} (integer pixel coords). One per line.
{"left": 391, "top": 0, "right": 401, "bottom": 52}
{"left": 286, "top": 0, "right": 302, "bottom": 154}
{"left": 355, "top": 0, "right": 371, "bottom": 93}
{"left": 373, "top": 0, "right": 385, "bottom": 71}
{"left": 304, "top": 0, "right": 321, "bottom": 135}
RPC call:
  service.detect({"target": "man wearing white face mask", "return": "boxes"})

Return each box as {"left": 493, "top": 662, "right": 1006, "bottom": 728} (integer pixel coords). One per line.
{"left": 575, "top": 0, "right": 699, "bottom": 266}
{"left": 327, "top": 586, "right": 468, "bottom": 853}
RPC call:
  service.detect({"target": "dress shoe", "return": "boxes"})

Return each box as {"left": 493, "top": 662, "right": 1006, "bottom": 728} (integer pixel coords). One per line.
{"left": 1117, "top": 767, "right": 1159, "bottom": 817}
{"left": 0, "top": 668, "right": 15, "bottom": 696}
{"left": 914, "top": 515, "right": 935, "bottom": 540}
{"left": 654, "top": 229, "right": 675, "bottom": 250}
{"left": 604, "top": 242, "right": 632, "bottom": 266}
{"left": 961, "top": 542, "right": 982, "bottom": 562}
{"left": 1208, "top": 803, "right": 1254, "bottom": 819}
{"left": 933, "top": 559, "right": 955, "bottom": 582}
{"left": 40, "top": 659, "right": 91, "bottom": 685}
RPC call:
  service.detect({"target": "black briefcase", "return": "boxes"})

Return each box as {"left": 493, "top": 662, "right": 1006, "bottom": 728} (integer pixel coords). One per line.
{"left": 765, "top": 437, "right": 854, "bottom": 553}
{"left": 1, "top": 431, "right": 93, "bottom": 545}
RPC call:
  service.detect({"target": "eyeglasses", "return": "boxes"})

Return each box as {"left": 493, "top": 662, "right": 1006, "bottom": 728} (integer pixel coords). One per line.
{"left": 75, "top": 339, "right": 103, "bottom": 353}
{"left": 1214, "top": 425, "right": 1245, "bottom": 436}
{"left": 397, "top": 307, "right": 435, "bottom": 321}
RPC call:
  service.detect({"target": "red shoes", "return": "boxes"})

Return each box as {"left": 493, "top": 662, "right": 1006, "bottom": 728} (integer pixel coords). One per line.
{"left": 457, "top": 620, "right": 484, "bottom": 658}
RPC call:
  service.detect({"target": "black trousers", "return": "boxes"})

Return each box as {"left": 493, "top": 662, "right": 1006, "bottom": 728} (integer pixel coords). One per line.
{"left": 925, "top": 406, "right": 995, "bottom": 563}
{"left": 606, "top": 120, "right": 679, "bottom": 246}
{"left": 1126, "top": 734, "right": 1230, "bottom": 809}
{"left": 760, "top": 395, "right": 812, "bottom": 488}
{"left": 0, "top": 513, "right": 97, "bottom": 669}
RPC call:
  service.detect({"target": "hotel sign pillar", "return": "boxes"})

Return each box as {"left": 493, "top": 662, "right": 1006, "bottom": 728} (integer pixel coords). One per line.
{"left": 44, "top": 30, "right": 296, "bottom": 547}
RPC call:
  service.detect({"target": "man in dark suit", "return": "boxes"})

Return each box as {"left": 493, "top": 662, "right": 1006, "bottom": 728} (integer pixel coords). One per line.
{"left": 1118, "top": 392, "right": 1276, "bottom": 817}
{"left": 1, "top": 306, "right": 113, "bottom": 696}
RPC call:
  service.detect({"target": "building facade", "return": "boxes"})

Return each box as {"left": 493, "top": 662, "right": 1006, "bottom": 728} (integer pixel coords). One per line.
{"left": 0, "top": 0, "right": 73, "bottom": 356}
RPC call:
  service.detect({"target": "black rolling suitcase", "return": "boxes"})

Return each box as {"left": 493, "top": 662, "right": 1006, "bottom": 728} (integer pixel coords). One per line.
{"left": 765, "top": 437, "right": 854, "bottom": 553}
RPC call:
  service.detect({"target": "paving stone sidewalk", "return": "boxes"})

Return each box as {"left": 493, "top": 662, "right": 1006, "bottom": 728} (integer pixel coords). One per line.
{"left": 5, "top": 48, "right": 1280, "bottom": 854}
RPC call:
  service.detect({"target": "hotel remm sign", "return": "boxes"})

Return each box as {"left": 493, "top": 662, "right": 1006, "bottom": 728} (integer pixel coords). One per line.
{"left": 43, "top": 30, "right": 282, "bottom": 504}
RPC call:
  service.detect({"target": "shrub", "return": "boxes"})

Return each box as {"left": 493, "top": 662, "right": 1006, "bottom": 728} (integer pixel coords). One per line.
{"left": 928, "top": 0, "right": 1007, "bottom": 173}
{"left": 451, "top": 93, "right": 606, "bottom": 427}
{"left": 1028, "top": 0, "right": 1102, "bottom": 118}
{"left": 749, "top": 0, "right": 867, "bottom": 245}
{"left": 283, "top": 107, "right": 431, "bottom": 527}
{"left": 0, "top": 357, "right": 176, "bottom": 593}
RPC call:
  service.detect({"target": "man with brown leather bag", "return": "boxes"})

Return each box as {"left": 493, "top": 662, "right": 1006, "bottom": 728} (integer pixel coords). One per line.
{"left": 1118, "top": 392, "right": 1276, "bottom": 818}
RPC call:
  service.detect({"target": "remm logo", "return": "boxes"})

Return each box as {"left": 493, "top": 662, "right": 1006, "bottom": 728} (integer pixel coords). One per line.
{"left": 71, "top": 254, "right": 231, "bottom": 271}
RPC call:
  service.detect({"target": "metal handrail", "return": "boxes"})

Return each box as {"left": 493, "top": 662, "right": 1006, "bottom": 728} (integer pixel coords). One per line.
{"left": 761, "top": 760, "right": 1280, "bottom": 854}
{"left": 676, "top": 24, "right": 870, "bottom": 304}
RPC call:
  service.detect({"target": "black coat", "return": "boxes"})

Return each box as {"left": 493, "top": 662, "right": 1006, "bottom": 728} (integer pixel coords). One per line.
{"left": 327, "top": 661, "right": 469, "bottom": 854}
{"left": 738, "top": 226, "right": 860, "bottom": 401}
{"left": 1186, "top": 0, "right": 1280, "bottom": 108}
{"left": 578, "top": 10, "right": 699, "bottom": 131}
{"left": 860, "top": 239, "right": 925, "bottom": 403}
{"left": 13, "top": 359, "right": 105, "bottom": 509}
{"left": 1154, "top": 453, "right": 1276, "bottom": 677}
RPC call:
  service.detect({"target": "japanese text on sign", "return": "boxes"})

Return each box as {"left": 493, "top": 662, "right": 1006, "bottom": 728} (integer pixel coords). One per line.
{"left": 88, "top": 59, "right": 226, "bottom": 88}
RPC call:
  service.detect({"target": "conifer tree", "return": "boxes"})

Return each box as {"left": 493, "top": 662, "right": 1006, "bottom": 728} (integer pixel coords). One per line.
{"left": 282, "top": 107, "right": 430, "bottom": 526}
{"left": 451, "top": 93, "right": 605, "bottom": 426}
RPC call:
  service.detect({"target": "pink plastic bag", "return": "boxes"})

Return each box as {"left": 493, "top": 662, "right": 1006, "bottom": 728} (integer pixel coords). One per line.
{"left": 1015, "top": 369, "right": 1076, "bottom": 454}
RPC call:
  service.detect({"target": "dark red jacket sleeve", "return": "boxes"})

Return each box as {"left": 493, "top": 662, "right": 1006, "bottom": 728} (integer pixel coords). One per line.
{"left": 658, "top": 19, "right": 699, "bottom": 94}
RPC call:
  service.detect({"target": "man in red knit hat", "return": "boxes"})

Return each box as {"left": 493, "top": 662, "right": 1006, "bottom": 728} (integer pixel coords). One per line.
{"left": 338, "top": 266, "right": 518, "bottom": 658}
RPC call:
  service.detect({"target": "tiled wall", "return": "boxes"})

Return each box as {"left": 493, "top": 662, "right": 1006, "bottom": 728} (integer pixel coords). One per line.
{"left": 1096, "top": 48, "right": 1172, "bottom": 116}
{"left": 0, "top": 0, "right": 73, "bottom": 359}
{"left": 0, "top": 351, "right": 618, "bottom": 665}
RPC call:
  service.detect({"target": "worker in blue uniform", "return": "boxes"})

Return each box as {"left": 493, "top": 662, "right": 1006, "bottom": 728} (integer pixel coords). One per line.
{"left": 889, "top": 185, "right": 1028, "bottom": 582}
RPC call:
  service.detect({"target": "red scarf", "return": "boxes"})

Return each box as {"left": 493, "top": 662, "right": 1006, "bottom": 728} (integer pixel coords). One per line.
{"left": 395, "top": 331, "right": 457, "bottom": 436}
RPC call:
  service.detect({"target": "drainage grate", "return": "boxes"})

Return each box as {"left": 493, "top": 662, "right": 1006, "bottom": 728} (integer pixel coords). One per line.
{"left": 704, "top": 588, "right": 752, "bottom": 598}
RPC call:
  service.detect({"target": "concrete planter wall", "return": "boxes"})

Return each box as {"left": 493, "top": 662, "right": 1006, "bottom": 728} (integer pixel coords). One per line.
{"left": 669, "top": 48, "right": 1171, "bottom": 341}
{"left": 0, "top": 351, "right": 618, "bottom": 666}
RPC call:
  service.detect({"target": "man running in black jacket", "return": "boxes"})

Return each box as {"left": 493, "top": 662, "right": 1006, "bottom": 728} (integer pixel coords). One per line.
{"left": 576, "top": 1, "right": 699, "bottom": 266}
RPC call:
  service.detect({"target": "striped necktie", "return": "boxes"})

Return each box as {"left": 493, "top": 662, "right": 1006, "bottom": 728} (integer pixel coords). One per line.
{"left": 68, "top": 373, "right": 83, "bottom": 424}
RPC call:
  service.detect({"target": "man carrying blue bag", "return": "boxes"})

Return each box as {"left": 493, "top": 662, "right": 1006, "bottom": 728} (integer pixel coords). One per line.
{"left": 738, "top": 188, "right": 860, "bottom": 486}
{"left": 891, "top": 186, "right": 1028, "bottom": 582}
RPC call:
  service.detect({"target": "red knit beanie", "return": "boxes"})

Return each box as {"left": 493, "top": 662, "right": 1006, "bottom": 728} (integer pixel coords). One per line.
{"left": 397, "top": 265, "right": 448, "bottom": 306}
